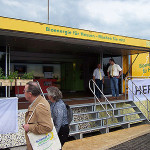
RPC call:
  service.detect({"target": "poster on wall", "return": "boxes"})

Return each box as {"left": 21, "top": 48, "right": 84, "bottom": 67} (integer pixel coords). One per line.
{"left": 128, "top": 79, "right": 150, "bottom": 101}
{"left": 44, "top": 72, "right": 53, "bottom": 78}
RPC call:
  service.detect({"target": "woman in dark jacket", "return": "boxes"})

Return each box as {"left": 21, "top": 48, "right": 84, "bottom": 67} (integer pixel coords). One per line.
{"left": 46, "top": 86, "right": 69, "bottom": 146}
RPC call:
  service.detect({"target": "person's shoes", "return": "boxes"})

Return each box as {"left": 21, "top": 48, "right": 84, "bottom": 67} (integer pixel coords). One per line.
{"left": 116, "top": 97, "right": 119, "bottom": 100}
{"left": 109, "top": 97, "right": 115, "bottom": 100}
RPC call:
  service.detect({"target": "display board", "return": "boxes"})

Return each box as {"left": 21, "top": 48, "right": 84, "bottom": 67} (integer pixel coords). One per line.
{"left": 128, "top": 79, "right": 150, "bottom": 101}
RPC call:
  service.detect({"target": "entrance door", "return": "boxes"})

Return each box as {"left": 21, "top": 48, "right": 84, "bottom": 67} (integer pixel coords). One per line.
{"left": 61, "top": 63, "right": 84, "bottom": 91}
{"left": 103, "top": 56, "right": 123, "bottom": 95}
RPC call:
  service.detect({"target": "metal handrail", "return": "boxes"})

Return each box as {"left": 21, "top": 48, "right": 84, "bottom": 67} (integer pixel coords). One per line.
{"left": 125, "top": 76, "right": 150, "bottom": 121}
{"left": 89, "top": 79, "right": 115, "bottom": 119}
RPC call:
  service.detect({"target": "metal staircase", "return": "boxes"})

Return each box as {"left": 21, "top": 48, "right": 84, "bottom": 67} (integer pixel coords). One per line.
{"left": 69, "top": 100, "right": 147, "bottom": 139}
{"left": 68, "top": 78, "right": 149, "bottom": 139}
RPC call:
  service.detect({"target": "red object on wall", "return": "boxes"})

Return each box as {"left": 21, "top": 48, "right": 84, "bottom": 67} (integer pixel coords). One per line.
{"left": 15, "top": 79, "right": 57, "bottom": 95}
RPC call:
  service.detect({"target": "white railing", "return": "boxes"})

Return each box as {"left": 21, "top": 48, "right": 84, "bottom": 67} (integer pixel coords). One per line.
{"left": 89, "top": 79, "right": 115, "bottom": 132}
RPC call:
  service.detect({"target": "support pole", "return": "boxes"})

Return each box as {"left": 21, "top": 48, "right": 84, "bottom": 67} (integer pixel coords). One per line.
{"left": 48, "top": 0, "right": 49, "bottom": 24}
{"left": 8, "top": 46, "right": 11, "bottom": 97}
{"left": 124, "top": 54, "right": 139, "bottom": 79}
{"left": 101, "top": 51, "right": 104, "bottom": 94}
{"left": 9, "top": 46, "right": 10, "bottom": 76}
{"left": 93, "top": 82, "right": 96, "bottom": 111}
{"left": 5, "top": 45, "right": 8, "bottom": 97}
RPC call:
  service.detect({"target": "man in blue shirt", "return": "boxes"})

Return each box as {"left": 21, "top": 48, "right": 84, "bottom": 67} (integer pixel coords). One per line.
{"left": 93, "top": 64, "right": 105, "bottom": 99}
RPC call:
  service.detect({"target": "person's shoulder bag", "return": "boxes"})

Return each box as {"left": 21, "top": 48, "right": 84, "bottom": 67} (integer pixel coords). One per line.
{"left": 27, "top": 103, "right": 61, "bottom": 150}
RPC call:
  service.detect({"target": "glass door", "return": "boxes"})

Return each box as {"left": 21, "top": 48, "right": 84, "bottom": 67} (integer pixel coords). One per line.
{"left": 103, "top": 56, "right": 123, "bottom": 95}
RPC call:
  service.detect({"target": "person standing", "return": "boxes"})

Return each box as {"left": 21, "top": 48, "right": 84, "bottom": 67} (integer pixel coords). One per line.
{"left": 93, "top": 64, "right": 105, "bottom": 99}
{"left": 107, "top": 58, "right": 122, "bottom": 99}
{"left": 46, "top": 86, "right": 69, "bottom": 146}
{"left": 23, "top": 81, "right": 53, "bottom": 150}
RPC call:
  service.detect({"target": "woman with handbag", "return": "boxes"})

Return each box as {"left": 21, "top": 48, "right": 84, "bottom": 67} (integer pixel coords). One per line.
{"left": 46, "top": 86, "right": 69, "bottom": 146}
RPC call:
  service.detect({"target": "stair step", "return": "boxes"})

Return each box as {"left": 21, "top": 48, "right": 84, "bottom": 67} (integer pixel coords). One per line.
{"left": 69, "top": 126, "right": 105, "bottom": 136}
{"left": 72, "top": 111, "right": 142, "bottom": 124}
{"left": 73, "top": 106, "right": 137, "bottom": 115}
{"left": 101, "top": 112, "right": 142, "bottom": 120}
{"left": 69, "top": 118, "right": 146, "bottom": 136}
{"left": 70, "top": 100, "right": 133, "bottom": 109}
{"left": 112, "top": 106, "right": 137, "bottom": 111}
{"left": 73, "top": 111, "right": 99, "bottom": 116}
{"left": 70, "top": 118, "right": 101, "bottom": 125}
{"left": 108, "top": 118, "right": 146, "bottom": 128}
{"left": 70, "top": 103, "right": 94, "bottom": 109}
{"left": 99, "top": 100, "right": 133, "bottom": 105}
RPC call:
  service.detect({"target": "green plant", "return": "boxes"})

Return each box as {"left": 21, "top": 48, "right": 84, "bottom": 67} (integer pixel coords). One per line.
{"left": 0, "top": 67, "right": 3, "bottom": 77}
{"left": 21, "top": 72, "right": 34, "bottom": 79}
{"left": 0, "top": 67, "right": 6, "bottom": 79}
{"left": 8, "top": 71, "right": 18, "bottom": 79}
{"left": 0, "top": 68, "right": 34, "bottom": 80}
{"left": 6, "top": 71, "right": 18, "bottom": 83}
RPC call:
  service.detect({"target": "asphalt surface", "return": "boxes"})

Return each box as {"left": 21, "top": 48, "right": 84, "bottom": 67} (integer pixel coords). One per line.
{"left": 109, "top": 133, "right": 150, "bottom": 150}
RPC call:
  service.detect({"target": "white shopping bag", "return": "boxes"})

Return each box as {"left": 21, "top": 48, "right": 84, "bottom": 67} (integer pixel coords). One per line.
{"left": 27, "top": 121, "right": 61, "bottom": 150}
{"left": 27, "top": 103, "right": 61, "bottom": 150}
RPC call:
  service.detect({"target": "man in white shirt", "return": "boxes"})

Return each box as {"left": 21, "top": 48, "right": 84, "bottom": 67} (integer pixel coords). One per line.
{"left": 107, "top": 58, "right": 122, "bottom": 99}
{"left": 93, "top": 64, "right": 105, "bottom": 98}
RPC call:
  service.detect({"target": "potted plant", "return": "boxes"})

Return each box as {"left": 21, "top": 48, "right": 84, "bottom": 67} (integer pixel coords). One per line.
{"left": 0, "top": 67, "right": 34, "bottom": 86}
{"left": 0, "top": 68, "right": 17, "bottom": 86}
{"left": 16, "top": 72, "right": 34, "bottom": 86}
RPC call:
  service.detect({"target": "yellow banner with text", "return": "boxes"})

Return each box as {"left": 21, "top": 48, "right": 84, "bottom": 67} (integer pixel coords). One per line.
{"left": 0, "top": 16, "right": 150, "bottom": 48}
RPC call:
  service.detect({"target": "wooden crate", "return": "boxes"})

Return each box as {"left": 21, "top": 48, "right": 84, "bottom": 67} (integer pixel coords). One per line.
{"left": 0, "top": 79, "right": 15, "bottom": 86}
{"left": 16, "top": 79, "right": 33, "bottom": 86}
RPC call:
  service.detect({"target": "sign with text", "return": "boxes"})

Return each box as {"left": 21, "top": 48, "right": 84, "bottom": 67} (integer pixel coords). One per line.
{"left": 0, "top": 16, "right": 150, "bottom": 48}
{"left": 128, "top": 79, "right": 150, "bottom": 101}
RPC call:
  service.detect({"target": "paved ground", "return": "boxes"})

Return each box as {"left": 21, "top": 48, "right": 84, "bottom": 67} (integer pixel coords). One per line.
{"left": 109, "top": 133, "right": 150, "bottom": 150}
{"left": 62, "top": 124, "right": 150, "bottom": 150}
{"left": 0, "top": 146, "right": 26, "bottom": 150}
{"left": 10, "top": 146, "right": 27, "bottom": 150}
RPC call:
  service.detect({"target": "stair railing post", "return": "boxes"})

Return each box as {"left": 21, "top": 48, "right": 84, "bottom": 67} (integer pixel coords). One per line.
{"left": 93, "top": 81, "right": 96, "bottom": 111}
{"left": 132, "top": 80, "right": 134, "bottom": 101}
{"left": 125, "top": 77, "right": 127, "bottom": 99}
{"left": 147, "top": 99, "right": 149, "bottom": 120}
{"left": 105, "top": 97, "right": 108, "bottom": 133}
